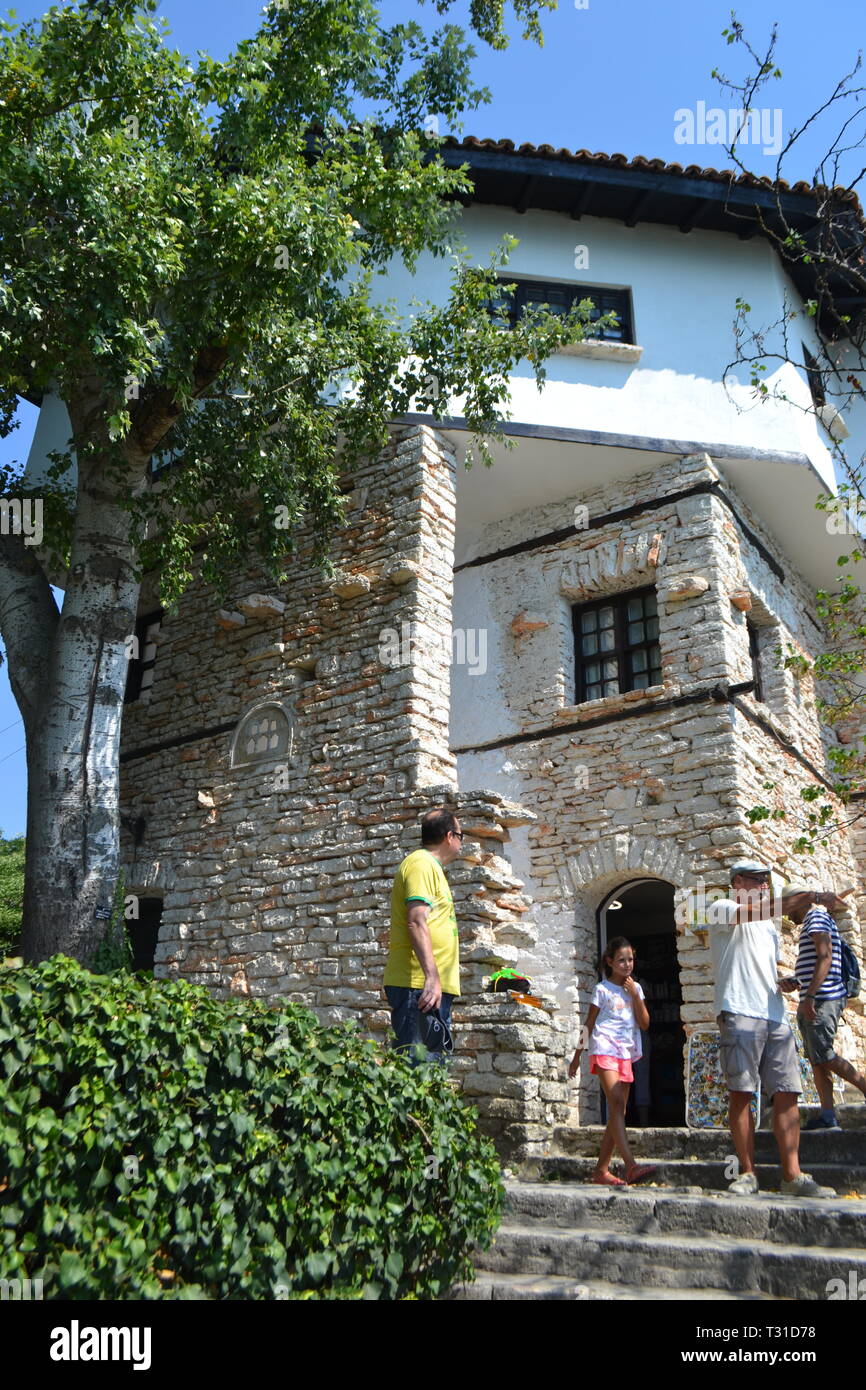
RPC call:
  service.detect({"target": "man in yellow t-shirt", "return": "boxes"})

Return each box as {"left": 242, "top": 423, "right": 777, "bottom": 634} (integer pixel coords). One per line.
{"left": 384, "top": 807, "right": 462, "bottom": 1064}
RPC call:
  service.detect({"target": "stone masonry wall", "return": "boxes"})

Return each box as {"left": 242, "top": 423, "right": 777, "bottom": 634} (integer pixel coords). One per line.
{"left": 454, "top": 450, "right": 865, "bottom": 1121}
{"left": 119, "top": 424, "right": 565, "bottom": 1160}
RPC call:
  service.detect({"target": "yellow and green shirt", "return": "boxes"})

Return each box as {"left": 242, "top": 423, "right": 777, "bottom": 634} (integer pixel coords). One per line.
{"left": 384, "top": 848, "right": 460, "bottom": 996}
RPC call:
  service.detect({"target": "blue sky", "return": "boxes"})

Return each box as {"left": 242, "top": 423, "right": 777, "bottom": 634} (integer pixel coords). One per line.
{"left": 0, "top": 0, "right": 863, "bottom": 836}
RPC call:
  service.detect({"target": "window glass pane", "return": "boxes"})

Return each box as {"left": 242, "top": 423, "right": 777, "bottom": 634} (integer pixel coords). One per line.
{"left": 493, "top": 280, "right": 631, "bottom": 344}
{"left": 576, "top": 589, "right": 659, "bottom": 704}
{"left": 488, "top": 288, "right": 513, "bottom": 327}
{"left": 528, "top": 295, "right": 569, "bottom": 320}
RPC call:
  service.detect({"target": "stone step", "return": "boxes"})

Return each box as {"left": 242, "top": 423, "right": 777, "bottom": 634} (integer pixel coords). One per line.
{"left": 476, "top": 1219, "right": 866, "bottom": 1299}
{"left": 552, "top": 1118, "right": 866, "bottom": 1164}
{"left": 504, "top": 1180, "right": 866, "bottom": 1248}
{"left": 451, "top": 1270, "right": 785, "bottom": 1301}
{"left": 524, "top": 1153, "right": 866, "bottom": 1194}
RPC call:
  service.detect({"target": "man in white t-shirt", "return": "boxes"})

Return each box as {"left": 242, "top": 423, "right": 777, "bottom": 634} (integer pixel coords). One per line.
{"left": 708, "top": 860, "right": 833, "bottom": 1198}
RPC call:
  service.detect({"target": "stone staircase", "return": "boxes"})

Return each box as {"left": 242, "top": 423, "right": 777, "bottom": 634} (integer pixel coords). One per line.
{"left": 452, "top": 1107, "right": 866, "bottom": 1301}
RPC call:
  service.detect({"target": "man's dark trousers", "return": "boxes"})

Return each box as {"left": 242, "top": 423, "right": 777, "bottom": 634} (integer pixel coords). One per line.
{"left": 384, "top": 986, "right": 454, "bottom": 1065}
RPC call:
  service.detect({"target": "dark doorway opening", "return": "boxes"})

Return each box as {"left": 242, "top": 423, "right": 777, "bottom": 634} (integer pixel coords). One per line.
{"left": 126, "top": 897, "right": 163, "bottom": 973}
{"left": 597, "top": 878, "right": 685, "bottom": 1127}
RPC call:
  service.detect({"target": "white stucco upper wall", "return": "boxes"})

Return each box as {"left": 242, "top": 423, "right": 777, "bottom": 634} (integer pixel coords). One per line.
{"left": 23, "top": 199, "right": 864, "bottom": 499}
{"left": 375, "top": 203, "right": 862, "bottom": 489}
{"left": 23, "top": 391, "right": 73, "bottom": 490}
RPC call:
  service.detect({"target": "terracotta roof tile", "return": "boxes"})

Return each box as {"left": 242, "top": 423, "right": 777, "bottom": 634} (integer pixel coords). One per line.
{"left": 444, "top": 135, "right": 859, "bottom": 208}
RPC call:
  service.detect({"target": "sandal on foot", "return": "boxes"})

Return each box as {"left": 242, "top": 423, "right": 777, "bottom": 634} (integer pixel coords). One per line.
{"left": 591, "top": 1170, "right": 627, "bottom": 1187}
{"left": 624, "top": 1164, "right": 658, "bottom": 1184}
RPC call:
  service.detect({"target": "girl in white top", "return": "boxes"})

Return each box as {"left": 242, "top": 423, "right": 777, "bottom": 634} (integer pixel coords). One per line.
{"left": 568, "top": 936, "right": 656, "bottom": 1187}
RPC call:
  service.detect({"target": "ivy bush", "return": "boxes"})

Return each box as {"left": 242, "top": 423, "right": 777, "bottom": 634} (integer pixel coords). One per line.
{"left": 86, "top": 872, "right": 133, "bottom": 975}
{"left": 0, "top": 957, "right": 502, "bottom": 1299}
{"left": 0, "top": 834, "right": 25, "bottom": 958}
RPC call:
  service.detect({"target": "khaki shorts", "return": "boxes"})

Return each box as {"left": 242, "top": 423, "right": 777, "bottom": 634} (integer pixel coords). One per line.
{"left": 717, "top": 1012, "right": 801, "bottom": 1097}
{"left": 798, "top": 996, "right": 845, "bottom": 1066}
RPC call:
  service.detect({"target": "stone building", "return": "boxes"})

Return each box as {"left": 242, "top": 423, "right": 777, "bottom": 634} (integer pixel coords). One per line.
{"left": 29, "top": 141, "right": 866, "bottom": 1158}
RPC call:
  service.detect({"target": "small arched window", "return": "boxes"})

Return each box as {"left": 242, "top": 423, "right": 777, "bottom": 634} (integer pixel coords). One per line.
{"left": 230, "top": 702, "right": 295, "bottom": 769}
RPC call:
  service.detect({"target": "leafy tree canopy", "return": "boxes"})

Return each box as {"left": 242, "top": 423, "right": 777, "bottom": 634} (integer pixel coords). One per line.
{"left": 0, "top": 0, "right": 586, "bottom": 602}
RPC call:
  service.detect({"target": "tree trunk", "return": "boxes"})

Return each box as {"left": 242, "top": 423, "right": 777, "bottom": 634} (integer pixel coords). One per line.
{"left": 18, "top": 422, "right": 145, "bottom": 963}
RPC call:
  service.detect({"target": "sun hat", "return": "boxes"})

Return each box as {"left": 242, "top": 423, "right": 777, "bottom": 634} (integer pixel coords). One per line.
{"left": 729, "top": 860, "right": 772, "bottom": 880}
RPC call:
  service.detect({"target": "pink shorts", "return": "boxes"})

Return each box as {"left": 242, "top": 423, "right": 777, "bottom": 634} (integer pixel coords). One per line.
{"left": 589, "top": 1054, "right": 634, "bottom": 1083}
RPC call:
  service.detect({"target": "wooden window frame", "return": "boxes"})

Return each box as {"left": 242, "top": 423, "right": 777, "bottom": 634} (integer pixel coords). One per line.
{"left": 747, "top": 618, "right": 765, "bottom": 703}
{"left": 124, "top": 609, "right": 163, "bottom": 704}
{"left": 803, "top": 344, "right": 826, "bottom": 408}
{"left": 572, "top": 586, "right": 661, "bottom": 704}
{"left": 492, "top": 277, "right": 634, "bottom": 344}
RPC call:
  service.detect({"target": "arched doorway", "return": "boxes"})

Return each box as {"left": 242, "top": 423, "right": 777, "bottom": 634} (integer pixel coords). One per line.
{"left": 597, "top": 878, "right": 684, "bottom": 1126}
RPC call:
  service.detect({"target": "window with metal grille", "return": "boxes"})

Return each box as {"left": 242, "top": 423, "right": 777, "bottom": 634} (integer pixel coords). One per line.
{"left": 747, "top": 619, "right": 765, "bottom": 703}
{"left": 490, "top": 278, "right": 633, "bottom": 343}
{"left": 124, "top": 610, "right": 162, "bottom": 704}
{"left": 573, "top": 588, "right": 661, "bottom": 703}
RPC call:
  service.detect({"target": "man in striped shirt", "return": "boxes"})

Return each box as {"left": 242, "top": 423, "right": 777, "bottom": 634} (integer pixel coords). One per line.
{"left": 781, "top": 885, "right": 866, "bottom": 1131}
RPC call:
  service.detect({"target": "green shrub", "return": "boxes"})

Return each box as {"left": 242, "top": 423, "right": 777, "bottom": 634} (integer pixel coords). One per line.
{"left": 87, "top": 871, "right": 133, "bottom": 975}
{"left": 0, "top": 833, "right": 25, "bottom": 958}
{"left": 0, "top": 957, "right": 502, "bottom": 1299}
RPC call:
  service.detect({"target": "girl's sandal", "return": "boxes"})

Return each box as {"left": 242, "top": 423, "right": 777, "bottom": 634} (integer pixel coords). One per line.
{"left": 591, "top": 1170, "right": 627, "bottom": 1187}
{"left": 624, "top": 1164, "right": 658, "bottom": 1184}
